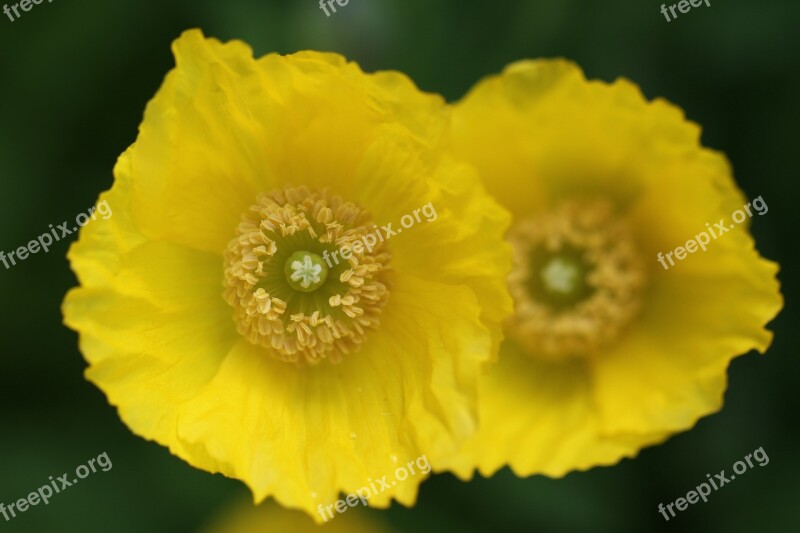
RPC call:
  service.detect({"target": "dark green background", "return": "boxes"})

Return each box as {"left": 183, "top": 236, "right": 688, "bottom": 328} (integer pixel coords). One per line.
{"left": 1, "top": 0, "right": 797, "bottom": 531}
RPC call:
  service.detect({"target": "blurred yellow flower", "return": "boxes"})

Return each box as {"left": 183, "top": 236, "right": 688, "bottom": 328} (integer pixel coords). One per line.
{"left": 62, "top": 29, "right": 511, "bottom": 520}
{"left": 202, "top": 499, "right": 393, "bottom": 533}
{"left": 440, "top": 59, "right": 783, "bottom": 478}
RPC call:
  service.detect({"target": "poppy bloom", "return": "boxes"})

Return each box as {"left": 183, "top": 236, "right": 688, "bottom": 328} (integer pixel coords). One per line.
{"left": 440, "top": 59, "right": 783, "bottom": 478}
{"left": 62, "top": 30, "right": 512, "bottom": 519}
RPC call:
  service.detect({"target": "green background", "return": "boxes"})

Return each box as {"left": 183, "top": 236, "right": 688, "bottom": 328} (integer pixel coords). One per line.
{"left": 1, "top": 0, "right": 797, "bottom": 531}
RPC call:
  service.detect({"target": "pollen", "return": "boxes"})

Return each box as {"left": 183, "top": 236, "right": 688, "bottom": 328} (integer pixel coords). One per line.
{"left": 506, "top": 200, "right": 647, "bottom": 360}
{"left": 223, "top": 186, "right": 391, "bottom": 365}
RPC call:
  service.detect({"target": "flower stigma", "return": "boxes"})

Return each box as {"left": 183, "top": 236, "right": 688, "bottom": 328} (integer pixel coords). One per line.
{"left": 285, "top": 251, "right": 329, "bottom": 292}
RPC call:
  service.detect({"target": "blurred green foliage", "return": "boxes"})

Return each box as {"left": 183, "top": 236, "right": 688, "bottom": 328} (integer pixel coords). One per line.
{"left": 1, "top": 1, "right": 798, "bottom": 531}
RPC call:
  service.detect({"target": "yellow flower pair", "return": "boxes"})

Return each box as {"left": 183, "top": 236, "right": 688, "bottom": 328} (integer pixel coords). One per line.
{"left": 62, "top": 30, "right": 782, "bottom": 522}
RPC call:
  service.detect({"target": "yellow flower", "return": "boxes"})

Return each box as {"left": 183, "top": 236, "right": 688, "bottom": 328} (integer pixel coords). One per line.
{"left": 62, "top": 30, "right": 511, "bottom": 519}
{"left": 440, "top": 59, "right": 783, "bottom": 478}
{"left": 202, "top": 499, "right": 393, "bottom": 533}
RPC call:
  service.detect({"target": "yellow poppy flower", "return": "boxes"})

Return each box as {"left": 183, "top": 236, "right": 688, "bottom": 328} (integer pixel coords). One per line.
{"left": 440, "top": 59, "right": 783, "bottom": 478}
{"left": 62, "top": 29, "right": 512, "bottom": 519}
{"left": 202, "top": 499, "right": 393, "bottom": 533}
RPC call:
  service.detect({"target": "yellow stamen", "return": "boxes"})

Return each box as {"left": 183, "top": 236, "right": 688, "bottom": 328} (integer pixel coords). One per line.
{"left": 507, "top": 200, "right": 646, "bottom": 360}
{"left": 223, "top": 186, "right": 391, "bottom": 365}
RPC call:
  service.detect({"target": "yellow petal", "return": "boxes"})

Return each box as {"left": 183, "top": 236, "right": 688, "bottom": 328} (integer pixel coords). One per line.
{"left": 172, "top": 275, "right": 487, "bottom": 519}
{"left": 439, "top": 342, "right": 670, "bottom": 478}
{"left": 592, "top": 249, "right": 781, "bottom": 434}
{"left": 63, "top": 238, "right": 237, "bottom": 440}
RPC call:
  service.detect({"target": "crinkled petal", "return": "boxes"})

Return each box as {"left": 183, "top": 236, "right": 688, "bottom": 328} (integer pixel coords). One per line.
{"left": 173, "top": 275, "right": 489, "bottom": 519}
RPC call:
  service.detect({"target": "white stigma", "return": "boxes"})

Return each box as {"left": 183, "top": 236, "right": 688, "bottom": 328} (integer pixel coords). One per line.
{"left": 541, "top": 257, "right": 580, "bottom": 294}
{"left": 290, "top": 255, "right": 323, "bottom": 289}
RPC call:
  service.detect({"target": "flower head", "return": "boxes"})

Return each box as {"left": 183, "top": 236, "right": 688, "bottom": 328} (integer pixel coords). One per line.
{"left": 62, "top": 30, "right": 511, "bottom": 519}
{"left": 440, "top": 59, "right": 783, "bottom": 478}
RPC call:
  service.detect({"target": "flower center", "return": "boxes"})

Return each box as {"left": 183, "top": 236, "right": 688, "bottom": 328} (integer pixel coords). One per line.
{"left": 285, "top": 251, "right": 328, "bottom": 292}
{"left": 507, "top": 200, "right": 646, "bottom": 360}
{"left": 223, "top": 186, "right": 391, "bottom": 365}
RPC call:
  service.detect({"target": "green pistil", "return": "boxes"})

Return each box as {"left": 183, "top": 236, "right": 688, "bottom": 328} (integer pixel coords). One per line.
{"left": 529, "top": 249, "right": 593, "bottom": 309}
{"left": 541, "top": 256, "right": 583, "bottom": 296}
{"left": 285, "top": 251, "right": 329, "bottom": 292}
